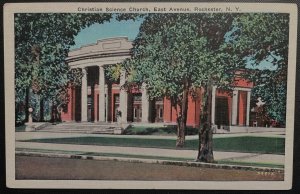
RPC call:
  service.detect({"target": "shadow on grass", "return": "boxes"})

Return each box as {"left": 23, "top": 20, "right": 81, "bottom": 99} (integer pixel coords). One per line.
{"left": 15, "top": 125, "right": 26, "bottom": 132}
{"left": 123, "top": 126, "right": 199, "bottom": 136}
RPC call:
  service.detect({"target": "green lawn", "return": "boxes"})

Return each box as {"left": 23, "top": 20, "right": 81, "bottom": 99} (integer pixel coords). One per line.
{"left": 15, "top": 125, "right": 26, "bottom": 132}
{"left": 123, "top": 125, "right": 198, "bottom": 135}
{"left": 23, "top": 136, "right": 285, "bottom": 154}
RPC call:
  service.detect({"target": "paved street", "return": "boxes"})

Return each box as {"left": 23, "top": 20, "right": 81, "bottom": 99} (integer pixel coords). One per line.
{"left": 16, "top": 155, "right": 284, "bottom": 181}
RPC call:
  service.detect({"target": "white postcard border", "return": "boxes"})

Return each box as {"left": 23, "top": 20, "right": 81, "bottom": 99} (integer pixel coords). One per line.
{"left": 4, "top": 2, "right": 297, "bottom": 190}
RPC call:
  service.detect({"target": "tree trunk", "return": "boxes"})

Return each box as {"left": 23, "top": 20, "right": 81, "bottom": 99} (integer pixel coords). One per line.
{"left": 39, "top": 97, "right": 44, "bottom": 122}
{"left": 197, "top": 85, "right": 214, "bottom": 162}
{"left": 51, "top": 103, "right": 58, "bottom": 123}
{"left": 25, "top": 87, "right": 30, "bottom": 122}
{"left": 176, "top": 88, "right": 189, "bottom": 148}
{"left": 57, "top": 104, "right": 62, "bottom": 122}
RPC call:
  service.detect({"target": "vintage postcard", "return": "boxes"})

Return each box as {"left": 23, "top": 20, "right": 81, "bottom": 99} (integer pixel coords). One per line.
{"left": 4, "top": 2, "right": 297, "bottom": 190}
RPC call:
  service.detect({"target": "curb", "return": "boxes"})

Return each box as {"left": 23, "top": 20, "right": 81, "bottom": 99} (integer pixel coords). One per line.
{"left": 16, "top": 151, "right": 284, "bottom": 173}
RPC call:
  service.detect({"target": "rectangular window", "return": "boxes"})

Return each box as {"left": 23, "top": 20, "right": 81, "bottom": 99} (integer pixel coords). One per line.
{"left": 134, "top": 108, "right": 137, "bottom": 118}
{"left": 159, "top": 108, "right": 163, "bottom": 118}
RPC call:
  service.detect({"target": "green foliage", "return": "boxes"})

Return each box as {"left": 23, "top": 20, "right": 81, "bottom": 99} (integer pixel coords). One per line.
{"left": 125, "top": 13, "right": 236, "bottom": 101}
{"left": 121, "top": 13, "right": 236, "bottom": 147}
{"left": 229, "top": 13, "right": 289, "bottom": 125}
{"left": 15, "top": 13, "right": 112, "bottom": 122}
{"left": 252, "top": 82, "right": 286, "bottom": 125}
{"left": 105, "top": 63, "right": 122, "bottom": 83}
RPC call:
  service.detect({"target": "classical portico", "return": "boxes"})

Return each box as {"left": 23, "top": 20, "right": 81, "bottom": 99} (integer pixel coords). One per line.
{"left": 65, "top": 37, "right": 151, "bottom": 123}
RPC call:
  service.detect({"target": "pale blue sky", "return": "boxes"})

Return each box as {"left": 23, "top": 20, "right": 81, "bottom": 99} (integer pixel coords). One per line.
{"left": 72, "top": 18, "right": 278, "bottom": 71}
{"left": 72, "top": 17, "right": 143, "bottom": 49}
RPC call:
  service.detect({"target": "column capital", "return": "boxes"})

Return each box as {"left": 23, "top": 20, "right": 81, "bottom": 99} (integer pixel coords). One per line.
{"left": 82, "top": 66, "right": 88, "bottom": 71}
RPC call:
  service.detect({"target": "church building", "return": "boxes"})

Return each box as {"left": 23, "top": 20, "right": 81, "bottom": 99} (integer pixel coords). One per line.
{"left": 61, "top": 37, "right": 253, "bottom": 130}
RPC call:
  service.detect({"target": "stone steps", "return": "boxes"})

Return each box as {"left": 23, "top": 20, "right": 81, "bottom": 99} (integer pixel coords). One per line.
{"left": 56, "top": 125, "right": 120, "bottom": 129}
{"left": 39, "top": 129, "right": 115, "bottom": 134}
{"left": 39, "top": 122, "right": 124, "bottom": 134}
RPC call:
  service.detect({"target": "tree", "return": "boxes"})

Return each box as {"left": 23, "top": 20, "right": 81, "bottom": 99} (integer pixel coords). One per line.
{"left": 121, "top": 13, "right": 235, "bottom": 159}
{"left": 228, "top": 13, "right": 289, "bottom": 126}
{"left": 15, "top": 13, "right": 112, "bottom": 123}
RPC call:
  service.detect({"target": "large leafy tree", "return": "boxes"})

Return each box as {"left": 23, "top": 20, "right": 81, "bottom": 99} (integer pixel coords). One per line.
{"left": 15, "top": 13, "right": 112, "bottom": 123}
{"left": 122, "top": 13, "right": 235, "bottom": 161}
{"left": 228, "top": 13, "right": 289, "bottom": 126}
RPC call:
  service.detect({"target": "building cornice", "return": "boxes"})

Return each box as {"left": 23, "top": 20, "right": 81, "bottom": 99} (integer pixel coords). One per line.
{"left": 66, "top": 51, "right": 131, "bottom": 63}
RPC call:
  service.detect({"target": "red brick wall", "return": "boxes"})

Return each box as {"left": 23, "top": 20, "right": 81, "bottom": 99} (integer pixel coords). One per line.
{"left": 233, "top": 77, "right": 253, "bottom": 88}
{"left": 61, "top": 87, "right": 73, "bottom": 121}
{"left": 238, "top": 91, "right": 247, "bottom": 125}
{"left": 163, "top": 97, "right": 172, "bottom": 123}
{"left": 163, "top": 94, "right": 200, "bottom": 127}
{"left": 62, "top": 78, "right": 251, "bottom": 126}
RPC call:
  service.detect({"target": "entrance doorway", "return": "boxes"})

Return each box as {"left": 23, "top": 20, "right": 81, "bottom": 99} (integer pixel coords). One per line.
{"left": 155, "top": 98, "right": 164, "bottom": 122}
{"left": 133, "top": 104, "right": 142, "bottom": 122}
{"left": 74, "top": 86, "right": 81, "bottom": 121}
{"left": 113, "top": 94, "right": 120, "bottom": 122}
{"left": 215, "top": 97, "right": 229, "bottom": 128}
{"left": 132, "top": 93, "right": 142, "bottom": 122}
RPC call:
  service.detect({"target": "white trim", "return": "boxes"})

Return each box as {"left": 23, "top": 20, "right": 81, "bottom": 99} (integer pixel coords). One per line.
{"left": 119, "top": 70, "right": 128, "bottom": 123}
{"left": 246, "top": 91, "right": 251, "bottom": 126}
{"left": 81, "top": 68, "right": 88, "bottom": 122}
{"left": 98, "top": 66, "right": 106, "bottom": 122}
{"left": 233, "top": 87, "right": 251, "bottom": 92}
{"left": 68, "top": 56, "right": 130, "bottom": 69}
{"left": 141, "top": 83, "right": 150, "bottom": 123}
{"left": 231, "top": 90, "right": 238, "bottom": 125}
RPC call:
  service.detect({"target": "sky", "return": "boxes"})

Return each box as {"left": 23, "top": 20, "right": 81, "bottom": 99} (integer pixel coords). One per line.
{"left": 71, "top": 17, "right": 143, "bottom": 49}
{"left": 72, "top": 17, "right": 277, "bottom": 71}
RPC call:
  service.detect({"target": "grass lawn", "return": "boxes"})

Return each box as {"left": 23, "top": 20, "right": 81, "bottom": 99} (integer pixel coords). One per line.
{"left": 123, "top": 125, "right": 198, "bottom": 135}
{"left": 23, "top": 136, "right": 285, "bottom": 154}
{"left": 15, "top": 125, "right": 26, "bottom": 132}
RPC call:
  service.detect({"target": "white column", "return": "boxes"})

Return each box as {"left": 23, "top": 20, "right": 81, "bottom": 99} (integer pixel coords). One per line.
{"left": 231, "top": 90, "right": 238, "bottom": 125}
{"left": 119, "top": 70, "right": 128, "bottom": 123}
{"left": 141, "top": 83, "right": 150, "bottom": 123}
{"left": 98, "top": 66, "right": 106, "bottom": 122}
{"left": 246, "top": 91, "right": 251, "bottom": 126}
{"left": 211, "top": 86, "right": 217, "bottom": 125}
{"left": 81, "top": 67, "right": 88, "bottom": 122}
{"left": 105, "top": 84, "right": 109, "bottom": 122}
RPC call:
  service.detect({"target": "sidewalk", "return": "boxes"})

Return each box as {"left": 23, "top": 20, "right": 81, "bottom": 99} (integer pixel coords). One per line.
{"left": 15, "top": 131, "right": 285, "bottom": 166}
{"left": 15, "top": 130, "right": 285, "bottom": 141}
